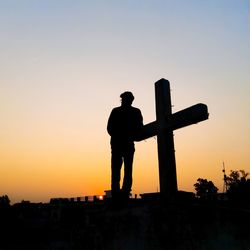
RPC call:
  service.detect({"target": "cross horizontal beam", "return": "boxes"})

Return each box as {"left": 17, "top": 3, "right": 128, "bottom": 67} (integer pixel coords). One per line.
{"left": 135, "top": 103, "right": 209, "bottom": 141}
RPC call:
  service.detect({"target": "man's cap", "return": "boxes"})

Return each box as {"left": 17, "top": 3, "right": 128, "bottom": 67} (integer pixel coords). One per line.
{"left": 120, "top": 91, "right": 134, "bottom": 101}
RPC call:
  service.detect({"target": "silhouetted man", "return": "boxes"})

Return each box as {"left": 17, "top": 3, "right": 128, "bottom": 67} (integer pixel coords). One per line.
{"left": 107, "top": 91, "right": 143, "bottom": 203}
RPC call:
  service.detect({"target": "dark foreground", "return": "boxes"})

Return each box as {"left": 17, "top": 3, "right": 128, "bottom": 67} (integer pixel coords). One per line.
{"left": 1, "top": 199, "right": 250, "bottom": 250}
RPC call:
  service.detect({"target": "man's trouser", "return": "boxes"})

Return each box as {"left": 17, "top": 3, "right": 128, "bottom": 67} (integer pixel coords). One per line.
{"left": 111, "top": 147, "right": 135, "bottom": 200}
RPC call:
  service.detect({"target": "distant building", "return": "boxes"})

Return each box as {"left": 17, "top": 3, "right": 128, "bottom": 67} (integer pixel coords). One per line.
{"left": 104, "top": 190, "right": 112, "bottom": 198}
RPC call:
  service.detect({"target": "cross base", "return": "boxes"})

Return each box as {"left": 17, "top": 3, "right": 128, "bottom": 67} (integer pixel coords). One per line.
{"left": 140, "top": 191, "right": 195, "bottom": 202}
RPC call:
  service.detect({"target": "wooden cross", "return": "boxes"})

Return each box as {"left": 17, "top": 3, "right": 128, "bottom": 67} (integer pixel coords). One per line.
{"left": 135, "top": 78, "right": 209, "bottom": 199}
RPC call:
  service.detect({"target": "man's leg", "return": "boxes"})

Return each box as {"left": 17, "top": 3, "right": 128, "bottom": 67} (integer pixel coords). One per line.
{"left": 111, "top": 150, "right": 123, "bottom": 200}
{"left": 122, "top": 149, "right": 135, "bottom": 199}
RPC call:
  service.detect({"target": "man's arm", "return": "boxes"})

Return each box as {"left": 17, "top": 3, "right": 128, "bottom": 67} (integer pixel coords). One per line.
{"left": 107, "top": 110, "right": 113, "bottom": 136}
{"left": 138, "top": 109, "right": 143, "bottom": 128}
{"left": 107, "top": 109, "right": 118, "bottom": 136}
{"left": 132, "top": 108, "right": 143, "bottom": 141}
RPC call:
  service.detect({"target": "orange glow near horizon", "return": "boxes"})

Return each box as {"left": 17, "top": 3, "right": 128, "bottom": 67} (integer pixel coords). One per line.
{"left": 1, "top": 90, "right": 250, "bottom": 204}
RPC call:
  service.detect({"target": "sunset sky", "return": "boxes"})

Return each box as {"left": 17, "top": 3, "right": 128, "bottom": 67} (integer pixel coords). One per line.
{"left": 1, "top": 1, "right": 249, "bottom": 203}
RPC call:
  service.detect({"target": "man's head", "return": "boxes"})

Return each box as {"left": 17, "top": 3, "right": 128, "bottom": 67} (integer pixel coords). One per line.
{"left": 120, "top": 91, "right": 134, "bottom": 107}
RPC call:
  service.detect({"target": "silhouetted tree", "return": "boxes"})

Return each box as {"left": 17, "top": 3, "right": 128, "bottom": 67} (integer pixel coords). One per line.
{"left": 225, "top": 170, "right": 250, "bottom": 202}
{"left": 194, "top": 178, "right": 218, "bottom": 199}
{"left": 0, "top": 195, "right": 10, "bottom": 207}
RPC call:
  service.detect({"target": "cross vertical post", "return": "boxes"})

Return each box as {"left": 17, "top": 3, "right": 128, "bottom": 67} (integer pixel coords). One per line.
{"left": 135, "top": 78, "right": 209, "bottom": 201}
{"left": 155, "top": 79, "right": 178, "bottom": 198}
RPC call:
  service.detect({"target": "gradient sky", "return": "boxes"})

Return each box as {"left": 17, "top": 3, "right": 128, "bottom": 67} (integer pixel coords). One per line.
{"left": 1, "top": 1, "right": 249, "bottom": 203}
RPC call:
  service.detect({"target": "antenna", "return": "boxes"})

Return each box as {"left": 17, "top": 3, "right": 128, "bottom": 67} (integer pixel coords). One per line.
{"left": 222, "top": 161, "right": 227, "bottom": 193}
